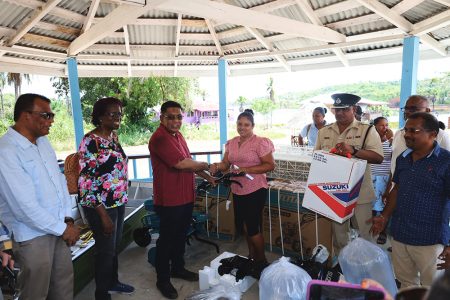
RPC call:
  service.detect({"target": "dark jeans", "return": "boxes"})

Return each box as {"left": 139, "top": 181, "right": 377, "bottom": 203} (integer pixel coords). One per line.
{"left": 84, "top": 205, "right": 125, "bottom": 300}
{"left": 154, "top": 202, "right": 193, "bottom": 283}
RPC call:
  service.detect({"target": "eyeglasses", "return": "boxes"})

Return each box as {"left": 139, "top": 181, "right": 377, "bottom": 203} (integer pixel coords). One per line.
{"left": 27, "top": 111, "right": 55, "bottom": 120}
{"left": 163, "top": 114, "right": 183, "bottom": 121}
{"left": 403, "top": 127, "right": 429, "bottom": 134}
{"left": 106, "top": 112, "right": 123, "bottom": 118}
{"left": 400, "top": 106, "right": 427, "bottom": 113}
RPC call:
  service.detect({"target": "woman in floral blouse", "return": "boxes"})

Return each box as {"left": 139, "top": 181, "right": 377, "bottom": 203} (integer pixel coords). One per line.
{"left": 78, "top": 97, "right": 134, "bottom": 300}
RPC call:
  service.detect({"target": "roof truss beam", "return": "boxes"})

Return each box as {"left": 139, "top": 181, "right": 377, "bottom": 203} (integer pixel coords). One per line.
{"left": 158, "top": 0, "right": 345, "bottom": 43}
{"left": 82, "top": 0, "right": 101, "bottom": 33}
{"left": 7, "top": 0, "right": 62, "bottom": 46}
{"left": 174, "top": 14, "right": 182, "bottom": 76}
{"left": 3, "top": 0, "right": 85, "bottom": 23}
{"left": 294, "top": 0, "right": 349, "bottom": 67}
{"left": 68, "top": 0, "right": 169, "bottom": 55}
{"left": 205, "top": 19, "right": 224, "bottom": 56}
{"left": 410, "top": 9, "right": 450, "bottom": 35}
{"left": 244, "top": 26, "right": 291, "bottom": 71}
{"left": 356, "top": 0, "right": 447, "bottom": 55}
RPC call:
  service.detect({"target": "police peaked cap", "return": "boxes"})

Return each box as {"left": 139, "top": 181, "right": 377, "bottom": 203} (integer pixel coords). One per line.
{"left": 331, "top": 93, "right": 361, "bottom": 108}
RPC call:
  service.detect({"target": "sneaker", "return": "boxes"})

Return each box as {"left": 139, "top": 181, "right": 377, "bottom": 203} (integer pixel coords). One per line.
{"left": 108, "top": 282, "right": 135, "bottom": 295}
{"left": 156, "top": 281, "right": 178, "bottom": 299}
{"left": 171, "top": 268, "right": 199, "bottom": 281}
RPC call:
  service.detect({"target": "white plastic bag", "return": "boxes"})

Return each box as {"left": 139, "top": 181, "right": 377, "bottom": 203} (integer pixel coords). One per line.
{"left": 259, "top": 256, "right": 312, "bottom": 300}
{"left": 338, "top": 237, "right": 397, "bottom": 296}
{"left": 186, "top": 281, "right": 241, "bottom": 300}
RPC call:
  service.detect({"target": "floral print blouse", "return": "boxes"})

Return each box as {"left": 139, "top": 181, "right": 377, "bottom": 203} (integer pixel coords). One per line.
{"left": 78, "top": 133, "right": 128, "bottom": 208}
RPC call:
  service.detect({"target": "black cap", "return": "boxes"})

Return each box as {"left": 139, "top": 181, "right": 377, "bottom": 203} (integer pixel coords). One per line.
{"left": 331, "top": 93, "right": 361, "bottom": 108}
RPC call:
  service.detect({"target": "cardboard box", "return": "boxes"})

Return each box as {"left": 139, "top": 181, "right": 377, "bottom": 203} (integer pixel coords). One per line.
{"left": 303, "top": 150, "right": 366, "bottom": 223}
{"left": 262, "top": 205, "right": 332, "bottom": 258}
{"left": 267, "top": 186, "right": 309, "bottom": 212}
{"left": 194, "top": 193, "right": 236, "bottom": 241}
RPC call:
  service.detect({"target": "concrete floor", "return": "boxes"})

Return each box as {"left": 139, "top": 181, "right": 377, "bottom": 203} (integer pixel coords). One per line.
{"left": 74, "top": 236, "right": 281, "bottom": 300}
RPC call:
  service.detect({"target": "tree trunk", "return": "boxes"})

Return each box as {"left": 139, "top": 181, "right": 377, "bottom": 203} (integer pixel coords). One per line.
{"left": 0, "top": 92, "right": 4, "bottom": 117}
{"left": 14, "top": 84, "right": 19, "bottom": 101}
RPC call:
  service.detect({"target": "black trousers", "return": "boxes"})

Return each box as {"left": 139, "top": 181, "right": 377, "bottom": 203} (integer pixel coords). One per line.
{"left": 154, "top": 202, "right": 193, "bottom": 283}
{"left": 84, "top": 205, "right": 125, "bottom": 300}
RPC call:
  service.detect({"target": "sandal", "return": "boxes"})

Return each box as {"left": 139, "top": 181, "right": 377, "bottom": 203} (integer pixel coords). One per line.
{"left": 377, "top": 232, "right": 387, "bottom": 245}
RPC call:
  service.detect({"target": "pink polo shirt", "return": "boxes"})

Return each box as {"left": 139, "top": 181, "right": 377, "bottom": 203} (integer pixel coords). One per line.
{"left": 226, "top": 134, "right": 275, "bottom": 195}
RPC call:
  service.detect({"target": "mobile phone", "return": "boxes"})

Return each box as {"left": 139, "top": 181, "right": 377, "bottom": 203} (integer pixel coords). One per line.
{"left": 306, "top": 280, "right": 385, "bottom": 300}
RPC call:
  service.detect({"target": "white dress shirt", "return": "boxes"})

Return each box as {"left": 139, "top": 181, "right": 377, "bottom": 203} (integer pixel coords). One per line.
{"left": 0, "top": 127, "right": 71, "bottom": 242}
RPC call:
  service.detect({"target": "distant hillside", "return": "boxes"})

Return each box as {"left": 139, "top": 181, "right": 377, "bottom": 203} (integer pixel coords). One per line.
{"left": 274, "top": 72, "right": 450, "bottom": 109}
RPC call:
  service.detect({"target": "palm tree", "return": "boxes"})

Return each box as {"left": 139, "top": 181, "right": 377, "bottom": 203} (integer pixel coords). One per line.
{"left": 267, "top": 77, "right": 275, "bottom": 103}
{"left": 236, "top": 95, "right": 247, "bottom": 112}
{"left": 7, "top": 73, "right": 31, "bottom": 100}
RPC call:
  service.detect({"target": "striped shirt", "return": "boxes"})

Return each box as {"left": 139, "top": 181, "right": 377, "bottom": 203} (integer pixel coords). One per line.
{"left": 370, "top": 140, "right": 392, "bottom": 177}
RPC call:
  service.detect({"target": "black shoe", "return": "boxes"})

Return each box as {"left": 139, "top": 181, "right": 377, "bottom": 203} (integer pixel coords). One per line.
{"left": 171, "top": 268, "right": 199, "bottom": 281}
{"left": 156, "top": 281, "right": 178, "bottom": 299}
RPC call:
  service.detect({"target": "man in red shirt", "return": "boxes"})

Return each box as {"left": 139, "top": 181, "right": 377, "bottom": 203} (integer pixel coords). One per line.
{"left": 149, "top": 100, "right": 214, "bottom": 299}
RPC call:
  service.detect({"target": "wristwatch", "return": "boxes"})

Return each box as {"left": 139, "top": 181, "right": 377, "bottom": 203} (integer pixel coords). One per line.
{"left": 352, "top": 145, "right": 361, "bottom": 156}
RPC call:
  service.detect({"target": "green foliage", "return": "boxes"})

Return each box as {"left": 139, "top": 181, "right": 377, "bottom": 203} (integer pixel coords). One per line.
{"left": 117, "top": 121, "right": 159, "bottom": 146}
{"left": 51, "top": 76, "right": 199, "bottom": 132}
{"left": 275, "top": 72, "right": 450, "bottom": 108}
{"left": 252, "top": 98, "right": 277, "bottom": 115}
{"left": 368, "top": 105, "right": 392, "bottom": 117}
{"left": 235, "top": 96, "right": 248, "bottom": 112}
{"left": 47, "top": 100, "right": 76, "bottom": 151}
{"left": 0, "top": 94, "right": 14, "bottom": 135}
{"left": 417, "top": 73, "right": 450, "bottom": 105}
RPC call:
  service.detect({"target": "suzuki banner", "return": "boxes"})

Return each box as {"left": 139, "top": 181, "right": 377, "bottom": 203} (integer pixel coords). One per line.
{"left": 303, "top": 150, "right": 367, "bottom": 223}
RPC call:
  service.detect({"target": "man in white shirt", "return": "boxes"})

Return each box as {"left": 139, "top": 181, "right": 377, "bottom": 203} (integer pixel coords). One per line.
{"left": 0, "top": 93, "right": 80, "bottom": 300}
{"left": 391, "top": 95, "right": 450, "bottom": 174}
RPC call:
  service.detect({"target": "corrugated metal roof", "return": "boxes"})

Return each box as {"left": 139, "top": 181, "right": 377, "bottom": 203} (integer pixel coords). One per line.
{"left": 340, "top": 20, "right": 396, "bottom": 36}
{"left": 404, "top": 1, "right": 448, "bottom": 24}
{"left": 15, "top": 40, "right": 67, "bottom": 53}
{"left": 432, "top": 25, "right": 450, "bottom": 41}
{"left": 41, "top": 14, "right": 82, "bottom": 29}
{"left": 321, "top": 8, "right": 374, "bottom": 27}
{"left": 58, "top": 0, "right": 91, "bottom": 15}
{"left": 310, "top": 0, "right": 344, "bottom": 10}
{"left": 0, "top": 0, "right": 448, "bottom": 77}
{"left": 128, "top": 25, "right": 175, "bottom": 44}
{"left": 343, "top": 39, "right": 404, "bottom": 53}
{"left": 0, "top": 2, "right": 32, "bottom": 28}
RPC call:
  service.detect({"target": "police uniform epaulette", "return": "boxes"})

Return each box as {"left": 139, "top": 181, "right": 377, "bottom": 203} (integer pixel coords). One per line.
{"left": 358, "top": 121, "right": 372, "bottom": 128}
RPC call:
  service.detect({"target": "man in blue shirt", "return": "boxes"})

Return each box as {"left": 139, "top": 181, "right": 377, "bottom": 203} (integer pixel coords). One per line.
{"left": 0, "top": 94, "right": 80, "bottom": 300}
{"left": 371, "top": 112, "right": 450, "bottom": 288}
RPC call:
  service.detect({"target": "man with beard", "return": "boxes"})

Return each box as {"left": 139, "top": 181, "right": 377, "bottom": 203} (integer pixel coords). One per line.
{"left": 371, "top": 112, "right": 450, "bottom": 288}
{"left": 0, "top": 93, "right": 80, "bottom": 300}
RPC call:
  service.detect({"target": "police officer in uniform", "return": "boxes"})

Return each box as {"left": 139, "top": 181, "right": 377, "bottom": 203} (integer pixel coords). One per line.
{"left": 315, "top": 93, "right": 383, "bottom": 256}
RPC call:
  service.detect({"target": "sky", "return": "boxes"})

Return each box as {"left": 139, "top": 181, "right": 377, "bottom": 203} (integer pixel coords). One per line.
{"left": 4, "top": 56, "right": 450, "bottom": 103}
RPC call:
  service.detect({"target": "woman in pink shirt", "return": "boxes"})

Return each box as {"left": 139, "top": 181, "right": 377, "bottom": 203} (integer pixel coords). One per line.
{"left": 210, "top": 109, "right": 275, "bottom": 271}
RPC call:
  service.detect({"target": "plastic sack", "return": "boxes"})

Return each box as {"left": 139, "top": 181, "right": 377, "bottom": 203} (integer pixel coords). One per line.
{"left": 186, "top": 281, "right": 241, "bottom": 300}
{"left": 338, "top": 237, "right": 397, "bottom": 296}
{"left": 259, "top": 256, "right": 312, "bottom": 300}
